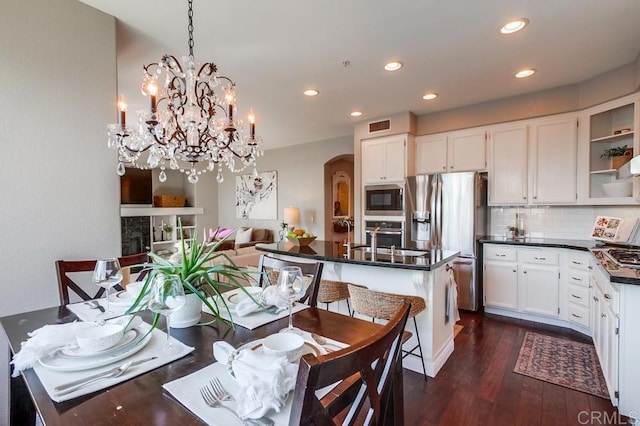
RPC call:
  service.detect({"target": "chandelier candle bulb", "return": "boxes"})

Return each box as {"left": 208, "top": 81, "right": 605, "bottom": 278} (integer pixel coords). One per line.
{"left": 248, "top": 110, "right": 256, "bottom": 139}
{"left": 117, "top": 95, "right": 127, "bottom": 127}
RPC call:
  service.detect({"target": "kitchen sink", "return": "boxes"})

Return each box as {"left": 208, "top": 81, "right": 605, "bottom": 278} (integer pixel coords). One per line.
{"left": 351, "top": 246, "right": 430, "bottom": 257}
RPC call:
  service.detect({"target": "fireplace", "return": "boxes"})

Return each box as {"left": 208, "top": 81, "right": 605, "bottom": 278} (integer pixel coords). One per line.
{"left": 121, "top": 216, "right": 151, "bottom": 255}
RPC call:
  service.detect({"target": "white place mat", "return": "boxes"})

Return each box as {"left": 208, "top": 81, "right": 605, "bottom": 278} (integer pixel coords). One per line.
{"left": 163, "top": 361, "right": 292, "bottom": 426}
{"left": 33, "top": 322, "right": 194, "bottom": 402}
{"left": 203, "top": 290, "right": 309, "bottom": 330}
{"left": 67, "top": 296, "right": 134, "bottom": 322}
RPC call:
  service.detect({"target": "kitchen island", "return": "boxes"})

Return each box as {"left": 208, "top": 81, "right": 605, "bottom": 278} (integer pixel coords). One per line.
{"left": 256, "top": 240, "right": 460, "bottom": 377}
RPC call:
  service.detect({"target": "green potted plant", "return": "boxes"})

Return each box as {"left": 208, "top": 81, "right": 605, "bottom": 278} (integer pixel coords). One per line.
{"left": 601, "top": 145, "right": 633, "bottom": 169}
{"left": 126, "top": 221, "right": 258, "bottom": 328}
{"left": 332, "top": 216, "right": 354, "bottom": 233}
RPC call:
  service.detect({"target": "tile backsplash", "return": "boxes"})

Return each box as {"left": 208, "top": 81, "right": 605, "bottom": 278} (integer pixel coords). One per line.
{"left": 489, "top": 206, "right": 640, "bottom": 240}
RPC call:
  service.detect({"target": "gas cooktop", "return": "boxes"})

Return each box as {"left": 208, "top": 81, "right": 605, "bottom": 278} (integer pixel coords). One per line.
{"left": 605, "top": 248, "right": 640, "bottom": 268}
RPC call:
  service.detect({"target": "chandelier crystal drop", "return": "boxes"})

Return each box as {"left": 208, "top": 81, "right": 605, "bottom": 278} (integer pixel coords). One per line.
{"left": 107, "top": 0, "right": 263, "bottom": 183}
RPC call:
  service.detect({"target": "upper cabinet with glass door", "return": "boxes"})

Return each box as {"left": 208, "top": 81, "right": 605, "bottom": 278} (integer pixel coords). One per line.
{"left": 582, "top": 94, "right": 639, "bottom": 204}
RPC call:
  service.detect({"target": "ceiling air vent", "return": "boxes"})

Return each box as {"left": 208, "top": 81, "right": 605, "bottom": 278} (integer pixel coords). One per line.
{"left": 368, "top": 119, "right": 391, "bottom": 134}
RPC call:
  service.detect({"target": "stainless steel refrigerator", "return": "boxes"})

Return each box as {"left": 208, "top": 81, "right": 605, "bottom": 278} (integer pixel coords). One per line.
{"left": 406, "top": 172, "right": 487, "bottom": 311}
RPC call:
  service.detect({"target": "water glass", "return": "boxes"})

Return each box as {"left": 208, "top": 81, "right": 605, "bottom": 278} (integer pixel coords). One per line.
{"left": 148, "top": 275, "right": 186, "bottom": 354}
{"left": 276, "top": 266, "right": 306, "bottom": 334}
{"left": 92, "top": 258, "right": 123, "bottom": 314}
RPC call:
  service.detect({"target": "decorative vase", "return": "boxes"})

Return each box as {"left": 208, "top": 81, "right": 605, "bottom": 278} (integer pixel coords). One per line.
{"left": 170, "top": 292, "right": 203, "bottom": 328}
{"left": 333, "top": 223, "right": 348, "bottom": 233}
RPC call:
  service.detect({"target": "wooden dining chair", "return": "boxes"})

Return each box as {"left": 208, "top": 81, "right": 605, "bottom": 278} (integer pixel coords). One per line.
{"left": 256, "top": 255, "right": 323, "bottom": 307}
{"left": 55, "top": 252, "right": 150, "bottom": 305}
{"left": 348, "top": 284, "right": 428, "bottom": 380}
{"left": 289, "top": 301, "right": 410, "bottom": 425}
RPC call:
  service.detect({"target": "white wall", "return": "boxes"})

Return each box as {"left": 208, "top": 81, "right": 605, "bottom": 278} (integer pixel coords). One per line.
{"left": 217, "top": 135, "right": 354, "bottom": 238}
{"left": 0, "top": 0, "right": 118, "bottom": 421}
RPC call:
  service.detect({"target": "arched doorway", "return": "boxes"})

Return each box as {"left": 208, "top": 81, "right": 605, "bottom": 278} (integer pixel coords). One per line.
{"left": 324, "top": 154, "right": 354, "bottom": 256}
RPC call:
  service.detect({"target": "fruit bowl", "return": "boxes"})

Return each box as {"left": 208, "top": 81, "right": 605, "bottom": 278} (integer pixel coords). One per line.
{"left": 286, "top": 236, "right": 317, "bottom": 246}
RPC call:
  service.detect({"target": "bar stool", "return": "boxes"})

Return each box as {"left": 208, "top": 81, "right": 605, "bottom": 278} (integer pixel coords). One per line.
{"left": 347, "top": 284, "right": 428, "bottom": 380}
{"left": 317, "top": 280, "right": 355, "bottom": 315}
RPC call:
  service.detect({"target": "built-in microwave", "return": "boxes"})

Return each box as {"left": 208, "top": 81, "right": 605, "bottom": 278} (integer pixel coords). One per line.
{"left": 365, "top": 184, "right": 404, "bottom": 216}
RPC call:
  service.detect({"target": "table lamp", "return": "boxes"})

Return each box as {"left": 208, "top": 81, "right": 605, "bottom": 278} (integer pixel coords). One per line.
{"left": 283, "top": 207, "right": 300, "bottom": 232}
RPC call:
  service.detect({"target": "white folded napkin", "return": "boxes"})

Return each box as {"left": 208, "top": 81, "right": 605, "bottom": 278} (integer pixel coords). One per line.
{"left": 10, "top": 315, "right": 141, "bottom": 377}
{"left": 213, "top": 341, "right": 298, "bottom": 419}
{"left": 234, "top": 286, "right": 289, "bottom": 317}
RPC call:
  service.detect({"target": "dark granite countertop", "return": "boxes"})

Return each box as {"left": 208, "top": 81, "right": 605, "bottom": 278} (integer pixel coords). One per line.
{"left": 479, "top": 236, "right": 640, "bottom": 285}
{"left": 256, "top": 240, "right": 459, "bottom": 271}
{"left": 478, "top": 236, "right": 598, "bottom": 251}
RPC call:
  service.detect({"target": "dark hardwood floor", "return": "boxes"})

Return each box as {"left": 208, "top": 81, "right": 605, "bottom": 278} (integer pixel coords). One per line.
{"left": 403, "top": 311, "right": 622, "bottom": 426}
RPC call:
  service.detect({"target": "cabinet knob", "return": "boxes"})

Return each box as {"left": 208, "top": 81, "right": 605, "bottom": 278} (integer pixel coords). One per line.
{"left": 523, "top": 196, "right": 527, "bottom": 200}
{"left": 571, "top": 276, "right": 582, "bottom": 281}
{"left": 442, "top": 166, "right": 446, "bottom": 170}
{"left": 601, "top": 313, "right": 607, "bottom": 318}
{"left": 594, "top": 296, "right": 599, "bottom": 302}
{"left": 571, "top": 294, "right": 582, "bottom": 299}
{"left": 604, "top": 293, "right": 612, "bottom": 300}
{"left": 512, "top": 269, "right": 516, "bottom": 272}
{"left": 571, "top": 313, "right": 582, "bottom": 319}
{"left": 523, "top": 270, "right": 527, "bottom": 274}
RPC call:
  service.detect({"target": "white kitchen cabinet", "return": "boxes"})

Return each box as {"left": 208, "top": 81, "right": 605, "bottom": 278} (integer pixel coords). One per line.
{"left": 566, "top": 252, "right": 591, "bottom": 331}
{"left": 483, "top": 245, "right": 518, "bottom": 311}
{"left": 518, "top": 250, "right": 560, "bottom": 317}
{"left": 529, "top": 114, "right": 578, "bottom": 204}
{"left": 362, "top": 135, "right": 406, "bottom": 184}
{"left": 415, "top": 129, "right": 486, "bottom": 175}
{"left": 415, "top": 134, "right": 447, "bottom": 174}
{"left": 487, "top": 124, "right": 528, "bottom": 205}
{"left": 591, "top": 263, "right": 620, "bottom": 406}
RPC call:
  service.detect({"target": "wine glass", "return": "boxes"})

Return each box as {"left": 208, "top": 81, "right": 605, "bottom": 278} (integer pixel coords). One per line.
{"left": 276, "top": 266, "right": 306, "bottom": 334}
{"left": 148, "top": 275, "right": 186, "bottom": 354}
{"left": 92, "top": 258, "right": 123, "bottom": 315}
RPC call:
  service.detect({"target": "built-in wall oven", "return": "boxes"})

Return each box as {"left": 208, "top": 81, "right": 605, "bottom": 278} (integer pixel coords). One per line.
{"left": 364, "top": 184, "right": 404, "bottom": 216}
{"left": 365, "top": 220, "right": 405, "bottom": 247}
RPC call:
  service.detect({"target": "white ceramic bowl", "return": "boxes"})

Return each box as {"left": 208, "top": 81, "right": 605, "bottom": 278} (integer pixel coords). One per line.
{"left": 602, "top": 181, "right": 632, "bottom": 197}
{"left": 77, "top": 324, "right": 125, "bottom": 353}
{"left": 262, "top": 332, "right": 305, "bottom": 362}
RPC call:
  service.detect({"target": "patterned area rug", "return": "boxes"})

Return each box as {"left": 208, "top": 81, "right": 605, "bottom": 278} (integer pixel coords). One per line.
{"left": 514, "top": 332, "right": 609, "bottom": 399}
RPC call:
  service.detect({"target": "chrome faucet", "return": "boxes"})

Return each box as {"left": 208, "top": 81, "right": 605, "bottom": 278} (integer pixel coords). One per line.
{"left": 370, "top": 226, "right": 380, "bottom": 261}
{"left": 342, "top": 220, "right": 352, "bottom": 259}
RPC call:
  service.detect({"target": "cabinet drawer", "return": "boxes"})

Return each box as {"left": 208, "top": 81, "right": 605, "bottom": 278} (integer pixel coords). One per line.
{"left": 568, "top": 253, "right": 591, "bottom": 271}
{"left": 519, "top": 250, "right": 559, "bottom": 265}
{"left": 568, "top": 303, "right": 590, "bottom": 328}
{"left": 484, "top": 245, "right": 517, "bottom": 261}
{"left": 568, "top": 284, "right": 590, "bottom": 308}
{"left": 567, "top": 270, "right": 590, "bottom": 288}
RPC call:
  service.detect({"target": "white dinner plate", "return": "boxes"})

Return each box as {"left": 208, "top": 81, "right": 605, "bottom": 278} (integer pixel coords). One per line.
{"left": 39, "top": 327, "right": 152, "bottom": 371}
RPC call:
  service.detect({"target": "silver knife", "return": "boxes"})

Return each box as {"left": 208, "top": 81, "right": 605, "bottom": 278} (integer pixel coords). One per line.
{"left": 54, "top": 356, "right": 157, "bottom": 392}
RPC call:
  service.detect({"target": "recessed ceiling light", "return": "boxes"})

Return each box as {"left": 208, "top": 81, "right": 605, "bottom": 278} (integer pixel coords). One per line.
{"left": 384, "top": 61, "right": 403, "bottom": 71}
{"left": 515, "top": 68, "right": 536, "bottom": 78}
{"left": 350, "top": 111, "right": 363, "bottom": 117}
{"left": 422, "top": 93, "right": 438, "bottom": 100}
{"left": 500, "top": 18, "right": 529, "bottom": 34}
{"left": 303, "top": 89, "right": 319, "bottom": 96}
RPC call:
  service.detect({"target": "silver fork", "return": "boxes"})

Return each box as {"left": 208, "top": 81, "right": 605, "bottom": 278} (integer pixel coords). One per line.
{"left": 200, "top": 379, "right": 245, "bottom": 424}
{"left": 205, "top": 378, "right": 275, "bottom": 426}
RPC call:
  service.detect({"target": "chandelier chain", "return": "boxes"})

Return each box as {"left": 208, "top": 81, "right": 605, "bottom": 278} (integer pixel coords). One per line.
{"left": 187, "top": 0, "right": 194, "bottom": 57}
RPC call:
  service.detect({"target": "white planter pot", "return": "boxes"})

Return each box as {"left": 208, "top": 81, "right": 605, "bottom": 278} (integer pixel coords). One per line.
{"left": 170, "top": 292, "right": 202, "bottom": 328}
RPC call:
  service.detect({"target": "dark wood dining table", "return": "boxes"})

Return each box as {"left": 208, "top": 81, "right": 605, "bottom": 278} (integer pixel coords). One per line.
{"left": 2, "top": 304, "right": 394, "bottom": 425}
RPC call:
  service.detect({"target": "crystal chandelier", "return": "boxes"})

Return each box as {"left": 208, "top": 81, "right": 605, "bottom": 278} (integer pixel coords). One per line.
{"left": 107, "top": 0, "right": 262, "bottom": 184}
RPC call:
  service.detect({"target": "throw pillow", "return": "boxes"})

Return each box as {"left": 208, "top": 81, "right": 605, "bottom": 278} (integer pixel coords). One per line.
{"left": 215, "top": 227, "right": 235, "bottom": 240}
{"left": 236, "top": 227, "right": 253, "bottom": 244}
{"left": 252, "top": 228, "right": 267, "bottom": 241}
